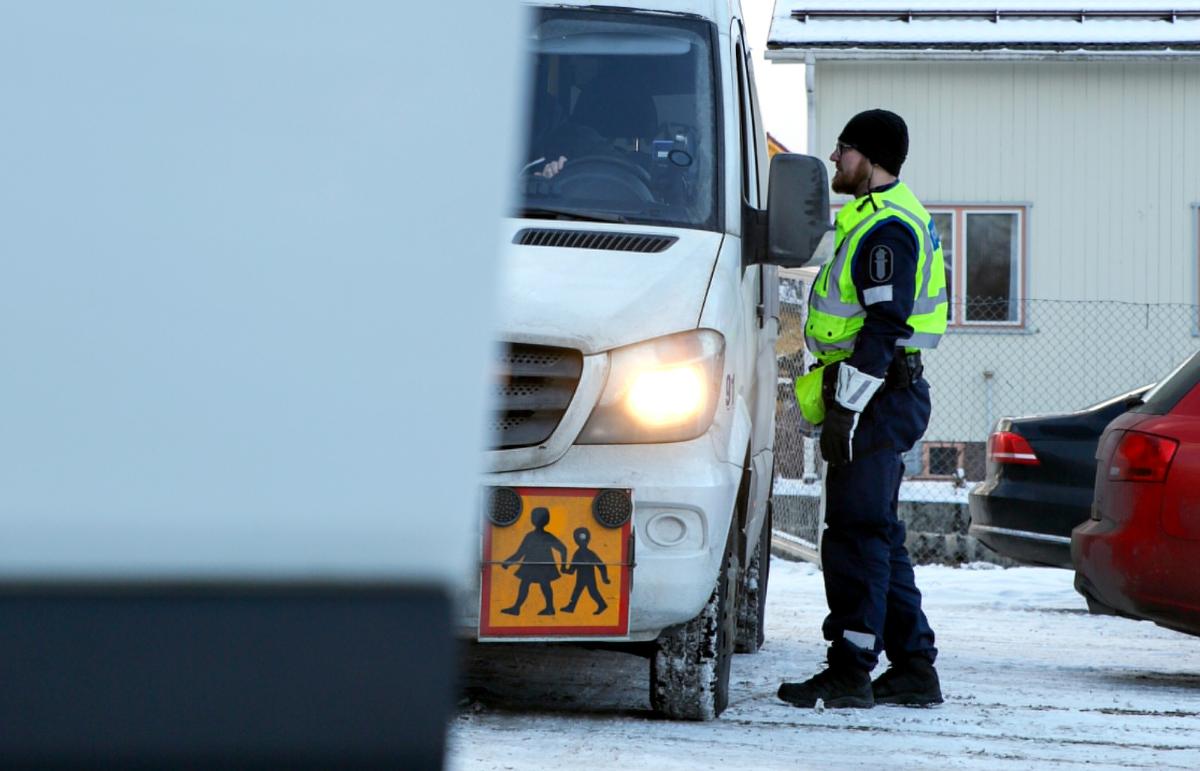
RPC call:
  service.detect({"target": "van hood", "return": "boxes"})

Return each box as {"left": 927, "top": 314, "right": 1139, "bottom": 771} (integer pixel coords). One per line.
{"left": 496, "top": 220, "right": 723, "bottom": 354}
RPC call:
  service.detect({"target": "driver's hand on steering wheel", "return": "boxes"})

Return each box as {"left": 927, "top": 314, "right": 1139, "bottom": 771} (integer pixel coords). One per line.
{"left": 535, "top": 155, "right": 568, "bottom": 179}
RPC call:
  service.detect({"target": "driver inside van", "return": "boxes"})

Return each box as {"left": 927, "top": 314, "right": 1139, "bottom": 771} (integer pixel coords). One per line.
{"left": 526, "top": 59, "right": 658, "bottom": 181}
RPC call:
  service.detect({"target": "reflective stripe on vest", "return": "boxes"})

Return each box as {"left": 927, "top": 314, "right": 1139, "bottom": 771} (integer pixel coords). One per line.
{"left": 805, "top": 182, "right": 947, "bottom": 363}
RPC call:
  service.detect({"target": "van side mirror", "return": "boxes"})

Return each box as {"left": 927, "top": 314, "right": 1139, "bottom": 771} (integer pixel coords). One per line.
{"left": 765, "top": 153, "right": 832, "bottom": 268}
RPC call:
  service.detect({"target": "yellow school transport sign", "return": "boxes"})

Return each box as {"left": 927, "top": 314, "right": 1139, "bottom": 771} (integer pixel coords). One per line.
{"left": 481, "top": 487, "right": 632, "bottom": 638}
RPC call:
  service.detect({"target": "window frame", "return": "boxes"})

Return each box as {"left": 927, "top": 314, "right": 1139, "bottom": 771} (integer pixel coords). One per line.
{"left": 827, "top": 200, "right": 1030, "bottom": 330}
{"left": 926, "top": 203, "right": 1029, "bottom": 330}
{"left": 733, "top": 34, "right": 760, "bottom": 210}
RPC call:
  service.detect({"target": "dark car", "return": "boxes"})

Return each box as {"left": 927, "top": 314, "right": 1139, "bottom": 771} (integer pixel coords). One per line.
{"left": 968, "top": 386, "right": 1150, "bottom": 567}
{"left": 1073, "top": 351, "right": 1200, "bottom": 637}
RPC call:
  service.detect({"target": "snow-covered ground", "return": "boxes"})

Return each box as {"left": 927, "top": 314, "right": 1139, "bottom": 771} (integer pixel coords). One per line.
{"left": 449, "top": 558, "right": 1200, "bottom": 770}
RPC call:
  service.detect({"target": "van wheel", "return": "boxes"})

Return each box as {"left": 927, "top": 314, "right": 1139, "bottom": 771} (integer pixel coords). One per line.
{"left": 735, "top": 502, "right": 772, "bottom": 654}
{"left": 649, "top": 520, "right": 738, "bottom": 720}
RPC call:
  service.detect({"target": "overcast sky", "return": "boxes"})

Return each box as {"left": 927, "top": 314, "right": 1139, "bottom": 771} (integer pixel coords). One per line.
{"left": 742, "top": 0, "right": 808, "bottom": 153}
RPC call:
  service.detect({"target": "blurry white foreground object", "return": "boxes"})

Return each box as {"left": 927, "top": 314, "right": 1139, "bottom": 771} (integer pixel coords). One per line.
{"left": 0, "top": 1, "right": 520, "bottom": 766}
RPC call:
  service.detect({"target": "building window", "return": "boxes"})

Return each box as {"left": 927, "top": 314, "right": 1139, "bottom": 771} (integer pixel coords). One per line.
{"left": 915, "top": 441, "right": 985, "bottom": 481}
{"left": 921, "top": 442, "right": 965, "bottom": 478}
{"left": 964, "top": 211, "right": 1021, "bottom": 322}
{"left": 928, "top": 205, "right": 1027, "bottom": 328}
{"left": 831, "top": 202, "right": 1028, "bottom": 328}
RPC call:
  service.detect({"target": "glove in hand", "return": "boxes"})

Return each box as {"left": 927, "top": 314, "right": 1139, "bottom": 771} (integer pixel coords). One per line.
{"left": 819, "top": 362, "right": 862, "bottom": 466}
{"left": 820, "top": 401, "right": 858, "bottom": 466}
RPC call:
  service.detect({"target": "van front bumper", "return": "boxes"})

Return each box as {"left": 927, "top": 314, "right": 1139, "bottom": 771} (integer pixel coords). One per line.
{"left": 460, "top": 433, "right": 740, "bottom": 642}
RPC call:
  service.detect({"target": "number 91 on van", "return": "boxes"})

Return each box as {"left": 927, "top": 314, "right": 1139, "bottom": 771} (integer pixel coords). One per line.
{"left": 480, "top": 487, "right": 633, "bottom": 639}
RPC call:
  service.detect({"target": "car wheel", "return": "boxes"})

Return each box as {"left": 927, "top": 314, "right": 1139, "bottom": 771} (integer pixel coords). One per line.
{"left": 735, "top": 501, "right": 772, "bottom": 653}
{"left": 649, "top": 518, "right": 738, "bottom": 720}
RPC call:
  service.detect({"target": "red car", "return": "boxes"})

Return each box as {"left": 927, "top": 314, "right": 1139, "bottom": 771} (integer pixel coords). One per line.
{"left": 1072, "top": 351, "right": 1200, "bottom": 637}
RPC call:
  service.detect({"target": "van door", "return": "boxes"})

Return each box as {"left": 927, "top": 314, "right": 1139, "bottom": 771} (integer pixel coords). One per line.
{"left": 734, "top": 24, "right": 777, "bottom": 555}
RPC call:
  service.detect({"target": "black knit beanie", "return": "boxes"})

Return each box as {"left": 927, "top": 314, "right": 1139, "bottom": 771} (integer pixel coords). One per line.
{"left": 838, "top": 109, "right": 908, "bottom": 176}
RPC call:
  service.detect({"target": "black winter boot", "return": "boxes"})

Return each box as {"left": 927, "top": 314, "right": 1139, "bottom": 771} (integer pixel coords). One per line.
{"left": 871, "top": 657, "right": 943, "bottom": 706}
{"left": 778, "top": 667, "right": 874, "bottom": 709}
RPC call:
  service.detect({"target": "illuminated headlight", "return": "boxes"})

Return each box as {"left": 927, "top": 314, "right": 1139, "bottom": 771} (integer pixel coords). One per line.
{"left": 627, "top": 366, "right": 705, "bottom": 426}
{"left": 577, "top": 330, "right": 724, "bottom": 444}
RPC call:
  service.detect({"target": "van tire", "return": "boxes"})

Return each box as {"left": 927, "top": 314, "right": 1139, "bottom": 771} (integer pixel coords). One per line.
{"left": 735, "top": 501, "right": 772, "bottom": 654}
{"left": 649, "top": 519, "right": 738, "bottom": 720}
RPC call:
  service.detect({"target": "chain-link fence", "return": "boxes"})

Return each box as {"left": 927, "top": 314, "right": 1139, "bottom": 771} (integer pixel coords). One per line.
{"left": 773, "top": 276, "right": 1200, "bottom": 565}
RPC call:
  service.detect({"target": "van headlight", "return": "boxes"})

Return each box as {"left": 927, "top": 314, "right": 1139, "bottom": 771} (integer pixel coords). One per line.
{"left": 577, "top": 330, "right": 724, "bottom": 444}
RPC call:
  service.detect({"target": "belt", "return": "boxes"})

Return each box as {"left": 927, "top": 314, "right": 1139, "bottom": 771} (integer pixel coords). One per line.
{"left": 886, "top": 350, "right": 923, "bottom": 389}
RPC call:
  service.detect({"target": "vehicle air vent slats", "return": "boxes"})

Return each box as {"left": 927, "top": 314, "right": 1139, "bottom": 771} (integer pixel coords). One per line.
{"left": 491, "top": 343, "right": 584, "bottom": 450}
{"left": 495, "top": 381, "right": 575, "bottom": 411}
{"left": 514, "top": 228, "right": 677, "bottom": 253}
{"left": 500, "top": 349, "right": 583, "bottom": 380}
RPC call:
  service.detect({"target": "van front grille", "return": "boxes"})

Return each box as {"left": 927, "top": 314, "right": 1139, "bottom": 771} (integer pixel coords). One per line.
{"left": 514, "top": 228, "right": 677, "bottom": 253}
{"left": 490, "top": 343, "right": 583, "bottom": 450}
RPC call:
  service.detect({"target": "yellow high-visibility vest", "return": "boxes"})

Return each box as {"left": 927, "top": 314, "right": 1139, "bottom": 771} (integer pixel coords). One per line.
{"left": 805, "top": 182, "right": 948, "bottom": 365}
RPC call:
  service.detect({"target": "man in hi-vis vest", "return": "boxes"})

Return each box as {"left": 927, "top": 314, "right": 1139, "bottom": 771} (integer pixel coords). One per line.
{"left": 779, "top": 110, "right": 948, "bottom": 710}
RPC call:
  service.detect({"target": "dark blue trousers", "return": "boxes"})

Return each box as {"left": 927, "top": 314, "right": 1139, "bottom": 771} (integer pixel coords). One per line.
{"left": 821, "top": 379, "right": 937, "bottom": 673}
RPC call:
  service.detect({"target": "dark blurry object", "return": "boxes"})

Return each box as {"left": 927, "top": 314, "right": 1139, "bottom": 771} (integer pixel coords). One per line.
{"left": 0, "top": 587, "right": 453, "bottom": 767}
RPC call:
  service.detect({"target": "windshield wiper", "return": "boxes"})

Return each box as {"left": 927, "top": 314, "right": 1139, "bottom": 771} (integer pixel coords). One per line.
{"left": 517, "top": 206, "right": 627, "bottom": 224}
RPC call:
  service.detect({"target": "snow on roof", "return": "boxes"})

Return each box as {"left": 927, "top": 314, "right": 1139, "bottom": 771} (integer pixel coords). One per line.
{"left": 768, "top": 1, "right": 1200, "bottom": 60}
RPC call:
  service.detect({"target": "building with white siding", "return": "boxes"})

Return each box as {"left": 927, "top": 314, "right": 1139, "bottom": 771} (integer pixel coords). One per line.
{"left": 767, "top": 1, "right": 1200, "bottom": 479}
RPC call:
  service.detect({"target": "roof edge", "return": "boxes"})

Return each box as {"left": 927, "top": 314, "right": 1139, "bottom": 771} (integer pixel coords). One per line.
{"left": 766, "top": 45, "right": 1200, "bottom": 61}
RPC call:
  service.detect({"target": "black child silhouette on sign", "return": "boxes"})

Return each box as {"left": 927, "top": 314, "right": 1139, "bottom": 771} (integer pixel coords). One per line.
{"left": 561, "top": 526, "right": 610, "bottom": 615}
{"left": 501, "top": 506, "right": 567, "bottom": 616}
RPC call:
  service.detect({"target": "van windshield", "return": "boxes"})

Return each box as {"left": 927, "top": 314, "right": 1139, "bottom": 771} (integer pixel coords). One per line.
{"left": 518, "top": 9, "right": 719, "bottom": 230}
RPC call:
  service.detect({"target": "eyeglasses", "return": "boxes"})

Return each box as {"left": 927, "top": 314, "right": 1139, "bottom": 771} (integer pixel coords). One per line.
{"left": 834, "top": 142, "right": 856, "bottom": 156}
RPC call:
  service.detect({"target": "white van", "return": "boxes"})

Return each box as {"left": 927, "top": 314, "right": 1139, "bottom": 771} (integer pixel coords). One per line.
{"left": 469, "top": 0, "right": 829, "bottom": 720}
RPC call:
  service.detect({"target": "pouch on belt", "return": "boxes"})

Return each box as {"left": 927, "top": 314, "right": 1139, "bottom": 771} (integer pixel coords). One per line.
{"left": 793, "top": 367, "right": 826, "bottom": 435}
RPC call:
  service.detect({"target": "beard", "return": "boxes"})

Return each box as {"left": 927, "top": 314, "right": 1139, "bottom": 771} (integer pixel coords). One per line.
{"left": 831, "top": 158, "right": 870, "bottom": 196}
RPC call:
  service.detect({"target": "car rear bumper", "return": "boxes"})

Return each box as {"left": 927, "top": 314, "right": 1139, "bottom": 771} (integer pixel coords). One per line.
{"left": 968, "top": 486, "right": 1081, "bottom": 568}
{"left": 1072, "top": 517, "right": 1200, "bottom": 637}
{"left": 968, "top": 522, "right": 1071, "bottom": 568}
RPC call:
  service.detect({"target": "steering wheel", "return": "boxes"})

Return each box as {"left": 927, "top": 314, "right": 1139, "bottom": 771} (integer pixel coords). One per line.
{"left": 549, "top": 154, "right": 655, "bottom": 203}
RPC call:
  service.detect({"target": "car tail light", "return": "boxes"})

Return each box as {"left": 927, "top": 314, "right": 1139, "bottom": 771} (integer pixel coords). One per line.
{"left": 988, "top": 431, "right": 1040, "bottom": 465}
{"left": 1107, "top": 430, "right": 1178, "bottom": 482}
